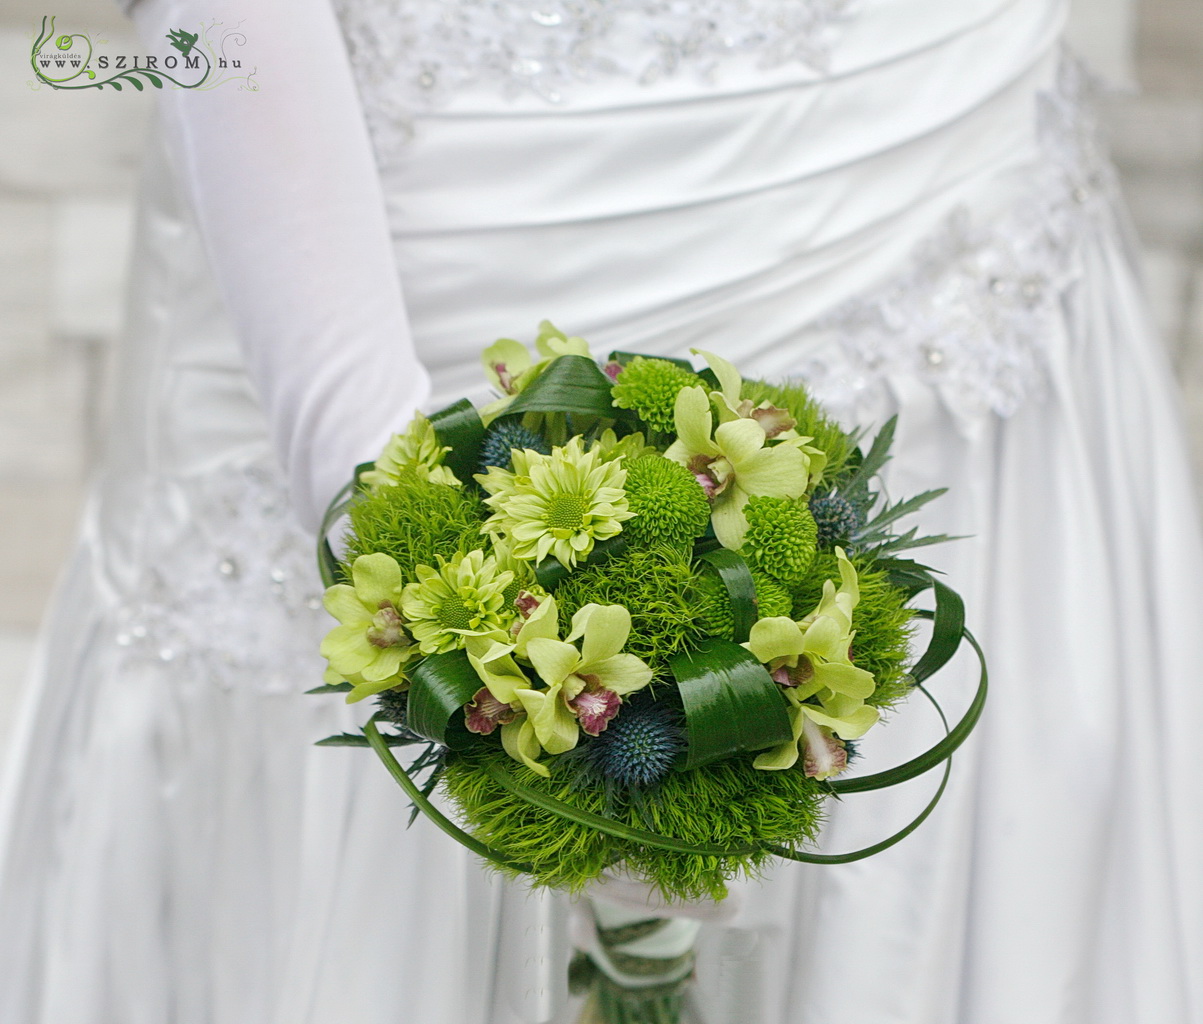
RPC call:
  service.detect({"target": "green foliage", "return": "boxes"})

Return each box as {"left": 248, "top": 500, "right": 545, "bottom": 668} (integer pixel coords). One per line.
{"left": 553, "top": 544, "right": 708, "bottom": 669}
{"left": 740, "top": 378, "right": 854, "bottom": 481}
{"left": 441, "top": 743, "right": 826, "bottom": 901}
{"left": 611, "top": 357, "right": 705, "bottom": 434}
{"left": 345, "top": 478, "right": 487, "bottom": 576}
{"left": 740, "top": 495, "right": 818, "bottom": 586}
{"left": 623, "top": 456, "right": 711, "bottom": 548}
{"left": 791, "top": 552, "right": 916, "bottom": 709}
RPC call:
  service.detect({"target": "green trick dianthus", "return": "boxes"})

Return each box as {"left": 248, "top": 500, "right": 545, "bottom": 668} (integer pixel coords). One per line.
{"left": 611, "top": 357, "right": 705, "bottom": 434}
{"left": 623, "top": 455, "right": 712, "bottom": 548}
{"left": 552, "top": 544, "right": 708, "bottom": 670}
{"left": 740, "top": 495, "right": 818, "bottom": 587}
{"left": 441, "top": 742, "right": 826, "bottom": 901}
{"left": 345, "top": 477, "right": 488, "bottom": 578}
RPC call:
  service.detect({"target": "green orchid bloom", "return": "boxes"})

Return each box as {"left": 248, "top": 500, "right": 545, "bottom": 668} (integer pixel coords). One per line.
{"left": 664, "top": 385, "right": 813, "bottom": 549}
{"left": 480, "top": 321, "right": 594, "bottom": 423}
{"left": 401, "top": 549, "right": 516, "bottom": 655}
{"left": 320, "top": 553, "right": 418, "bottom": 703}
{"left": 693, "top": 349, "right": 801, "bottom": 441}
{"left": 744, "top": 549, "right": 880, "bottom": 775}
{"left": 360, "top": 413, "right": 461, "bottom": 490}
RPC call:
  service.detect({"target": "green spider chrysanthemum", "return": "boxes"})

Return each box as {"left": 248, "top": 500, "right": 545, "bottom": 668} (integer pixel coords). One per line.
{"left": 401, "top": 550, "right": 516, "bottom": 655}
{"left": 611, "top": 357, "right": 704, "bottom": 434}
{"left": 361, "top": 413, "right": 460, "bottom": 490}
{"left": 622, "top": 455, "right": 711, "bottom": 548}
{"left": 475, "top": 437, "right": 634, "bottom": 569}
{"left": 740, "top": 495, "right": 818, "bottom": 586}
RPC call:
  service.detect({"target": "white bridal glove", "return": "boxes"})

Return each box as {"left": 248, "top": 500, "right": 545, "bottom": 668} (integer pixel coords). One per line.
{"left": 125, "top": 0, "right": 431, "bottom": 530}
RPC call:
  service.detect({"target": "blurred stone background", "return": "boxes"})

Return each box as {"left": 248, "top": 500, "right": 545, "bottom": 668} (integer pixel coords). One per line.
{"left": 0, "top": 2, "right": 1201, "bottom": 757}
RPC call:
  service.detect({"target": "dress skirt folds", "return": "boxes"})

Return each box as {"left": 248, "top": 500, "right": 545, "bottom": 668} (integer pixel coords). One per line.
{"left": 1, "top": 0, "right": 1201, "bottom": 1021}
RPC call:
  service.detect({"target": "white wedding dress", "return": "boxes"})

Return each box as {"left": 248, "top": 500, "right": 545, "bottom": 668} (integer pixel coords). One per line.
{"left": 2, "top": 0, "right": 1201, "bottom": 1021}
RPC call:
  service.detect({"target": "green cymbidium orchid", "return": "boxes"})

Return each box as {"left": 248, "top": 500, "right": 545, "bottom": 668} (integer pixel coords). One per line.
{"left": 744, "top": 549, "right": 880, "bottom": 776}
{"left": 665, "top": 385, "right": 814, "bottom": 549}
{"left": 401, "top": 550, "right": 516, "bottom": 655}
{"left": 480, "top": 321, "right": 593, "bottom": 423}
{"left": 320, "top": 553, "right": 418, "bottom": 703}
{"left": 464, "top": 600, "right": 654, "bottom": 775}
{"left": 360, "top": 413, "right": 461, "bottom": 490}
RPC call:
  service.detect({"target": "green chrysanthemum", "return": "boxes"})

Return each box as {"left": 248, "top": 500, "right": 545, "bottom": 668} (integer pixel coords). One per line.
{"left": 740, "top": 495, "right": 818, "bottom": 586}
{"left": 611, "top": 357, "right": 704, "bottom": 434}
{"left": 475, "top": 437, "right": 634, "bottom": 569}
{"left": 361, "top": 413, "right": 460, "bottom": 490}
{"left": 695, "top": 568, "right": 793, "bottom": 638}
{"left": 401, "top": 550, "right": 516, "bottom": 655}
{"left": 622, "top": 455, "right": 711, "bottom": 548}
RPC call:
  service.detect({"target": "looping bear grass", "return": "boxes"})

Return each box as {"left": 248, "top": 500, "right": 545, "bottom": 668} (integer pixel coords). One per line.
{"left": 441, "top": 742, "right": 827, "bottom": 901}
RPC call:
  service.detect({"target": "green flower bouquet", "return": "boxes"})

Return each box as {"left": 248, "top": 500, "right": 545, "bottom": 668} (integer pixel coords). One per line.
{"left": 312, "top": 323, "right": 987, "bottom": 904}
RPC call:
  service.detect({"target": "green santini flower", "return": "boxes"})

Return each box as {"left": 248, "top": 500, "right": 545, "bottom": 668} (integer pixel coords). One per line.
{"left": 476, "top": 436, "right": 634, "bottom": 569}
{"left": 622, "top": 455, "right": 712, "bottom": 547}
{"left": 610, "top": 357, "right": 704, "bottom": 434}
{"left": 401, "top": 549, "right": 516, "bottom": 655}
{"left": 320, "top": 553, "right": 418, "bottom": 703}
{"left": 740, "top": 495, "right": 819, "bottom": 586}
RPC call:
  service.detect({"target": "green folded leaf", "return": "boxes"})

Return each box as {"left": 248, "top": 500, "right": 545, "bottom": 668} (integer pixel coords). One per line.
{"left": 406, "top": 650, "right": 483, "bottom": 750}
{"left": 669, "top": 638, "right": 793, "bottom": 770}
{"left": 316, "top": 479, "right": 355, "bottom": 588}
{"left": 364, "top": 720, "right": 533, "bottom": 872}
{"left": 697, "top": 549, "right": 757, "bottom": 644}
{"left": 501, "top": 354, "right": 618, "bottom": 420}
{"left": 910, "top": 581, "right": 965, "bottom": 684}
{"left": 428, "top": 398, "right": 487, "bottom": 482}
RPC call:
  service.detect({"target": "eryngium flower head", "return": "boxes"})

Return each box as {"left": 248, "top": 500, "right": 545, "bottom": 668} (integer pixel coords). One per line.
{"left": 741, "top": 495, "right": 818, "bottom": 586}
{"left": 582, "top": 699, "right": 685, "bottom": 789}
{"left": 622, "top": 455, "right": 711, "bottom": 547}
{"left": 611, "top": 357, "right": 704, "bottom": 434}
{"left": 809, "top": 492, "right": 863, "bottom": 549}
{"left": 401, "top": 549, "right": 516, "bottom": 655}
{"left": 477, "top": 422, "right": 551, "bottom": 474}
{"left": 475, "top": 437, "right": 634, "bottom": 569}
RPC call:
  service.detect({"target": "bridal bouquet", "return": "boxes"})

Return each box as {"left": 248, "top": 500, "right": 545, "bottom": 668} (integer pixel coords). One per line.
{"left": 312, "top": 323, "right": 985, "bottom": 903}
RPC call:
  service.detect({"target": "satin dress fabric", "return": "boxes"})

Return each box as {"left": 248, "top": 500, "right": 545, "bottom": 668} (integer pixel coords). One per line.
{"left": 1, "top": 0, "right": 1201, "bottom": 1021}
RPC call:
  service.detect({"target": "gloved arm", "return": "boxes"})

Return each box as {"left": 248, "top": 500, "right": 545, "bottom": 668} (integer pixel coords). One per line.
{"left": 125, "top": 0, "right": 430, "bottom": 529}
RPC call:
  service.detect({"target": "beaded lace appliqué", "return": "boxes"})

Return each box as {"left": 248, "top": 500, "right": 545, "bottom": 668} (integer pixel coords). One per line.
{"left": 335, "top": 0, "right": 856, "bottom": 137}
{"left": 800, "top": 54, "right": 1119, "bottom": 423}
{"left": 113, "top": 461, "right": 328, "bottom": 694}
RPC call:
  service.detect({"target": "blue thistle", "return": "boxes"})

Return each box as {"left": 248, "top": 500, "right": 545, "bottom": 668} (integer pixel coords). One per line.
{"left": 809, "top": 492, "right": 863, "bottom": 548}
{"left": 374, "top": 688, "right": 409, "bottom": 727}
{"left": 477, "top": 422, "right": 550, "bottom": 473}
{"left": 584, "top": 700, "right": 685, "bottom": 790}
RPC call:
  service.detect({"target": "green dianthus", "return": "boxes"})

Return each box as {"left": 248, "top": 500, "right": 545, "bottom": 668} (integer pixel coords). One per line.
{"left": 741, "top": 496, "right": 818, "bottom": 587}
{"left": 552, "top": 544, "right": 707, "bottom": 670}
{"left": 345, "top": 477, "right": 487, "bottom": 578}
{"left": 441, "top": 742, "right": 826, "bottom": 901}
{"left": 611, "top": 357, "right": 705, "bottom": 434}
{"left": 623, "top": 456, "right": 712, "bottom": 548}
